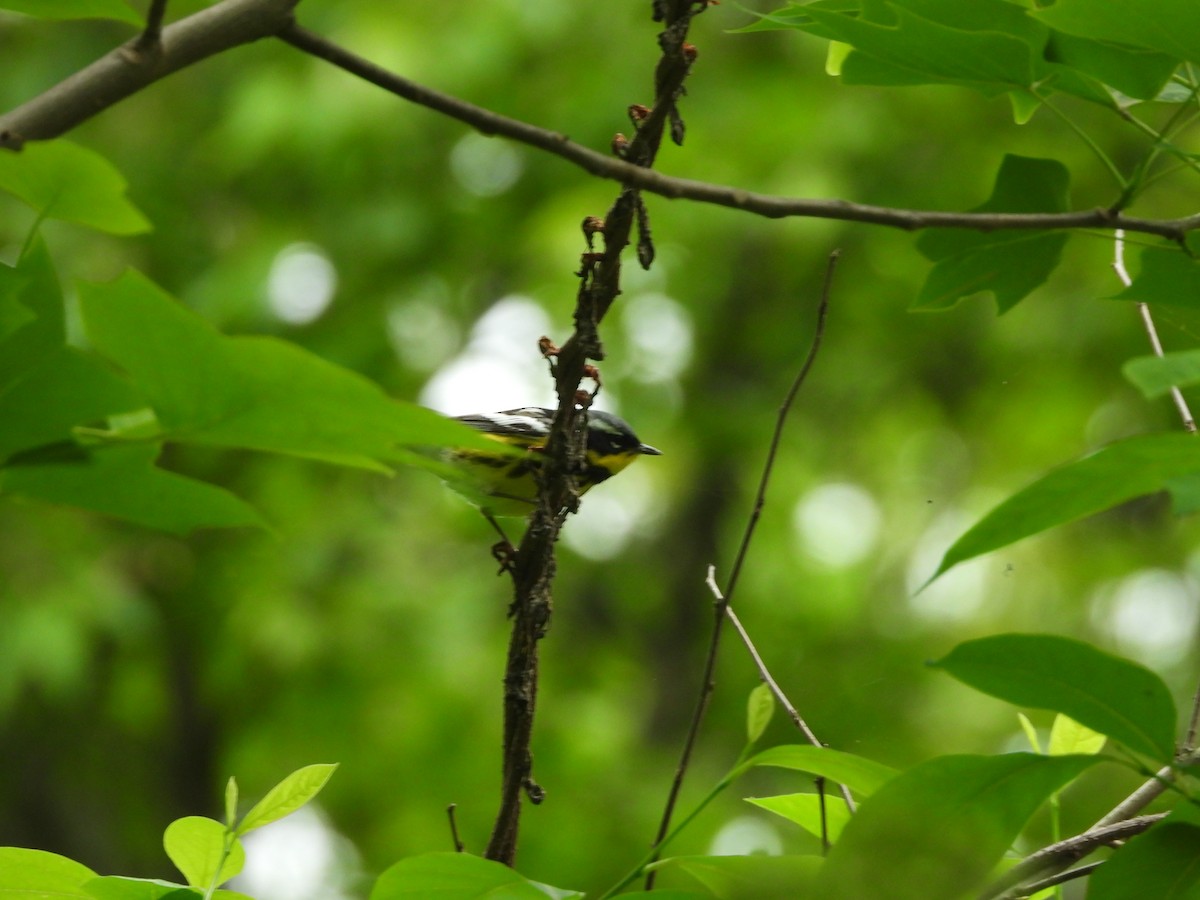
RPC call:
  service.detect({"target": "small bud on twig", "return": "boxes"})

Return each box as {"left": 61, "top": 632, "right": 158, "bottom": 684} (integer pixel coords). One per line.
{"left": 628, "top": 104, "right": 651, "bottom": 127}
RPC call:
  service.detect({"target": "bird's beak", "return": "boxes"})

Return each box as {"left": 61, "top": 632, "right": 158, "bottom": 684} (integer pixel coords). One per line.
{"left": 639, "top": 443, "right": 662, "bottom": 456}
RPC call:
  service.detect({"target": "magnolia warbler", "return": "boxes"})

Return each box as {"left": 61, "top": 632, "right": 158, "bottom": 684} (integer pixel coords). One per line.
{"left": 446, "top": 407, "right": 661, "bottom": 537}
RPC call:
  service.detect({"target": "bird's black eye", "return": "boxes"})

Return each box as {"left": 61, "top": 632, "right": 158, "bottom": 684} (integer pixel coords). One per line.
{"left": 581, "top": 410, "right": 651, "bottom": 458}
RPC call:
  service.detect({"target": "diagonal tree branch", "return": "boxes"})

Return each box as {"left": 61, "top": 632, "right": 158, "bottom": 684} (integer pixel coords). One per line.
{"left": 273, "top": 25, "right": 1200, "bottom": 242}
{"left": 978, "top": 813, "right": 1166, "bottom": 900}
{"left": 2, "top": 0, "right": 1198, "bottom": 242}
{"left": 0, "top": 0, "right": 299, "bottom": 149}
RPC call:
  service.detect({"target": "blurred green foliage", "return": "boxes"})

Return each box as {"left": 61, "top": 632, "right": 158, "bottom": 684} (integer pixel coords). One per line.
{"left": 2, "top": 0, "right": 1200, "bottom": 896}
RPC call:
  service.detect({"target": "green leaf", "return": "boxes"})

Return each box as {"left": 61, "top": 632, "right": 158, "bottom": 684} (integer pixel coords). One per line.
{"left": 0, "top": 847, "right": 96, "bottom": 896}
{"left": 740, "top": 745, "right": 897, "bottom": 797}
{"left": 0, "top": 347, "right": 141, "bottom": 461}
{"left": 0, "top": 294, "right": 34, "bottom": 343}
{"left": 0, "top": 235, "right": 66, "bottom": 390}
{"left": 746, "top": 683, "right": 775, "bottom": 744}
{"left": 815, "top": 753, "right": 1101, "bottom": 899}
{"left": 1048, "top": 713, "right": 1107, "bottom": 756}
{"left": 932, "top": 634, "right": 1176, "bottom": 760}
{"left": 0, "top": 0, "right": 142, "bottom": 23}
{"left": 1088, "top": 822, "right": 1200, "bottom": 899}
{"left": 84, "top": 877, "right": 193, "bottom": 899}
{"left": 0, "top": 443, "right": 269, "bottom": 535}
{"left": 1113, "top": 246, "right": 1200, "bottom": 309}
{"left": 84, "top": 876, "right": 253, "bottom": 899}
{"left": 747, "top": 792, "right": 852, "bottom": 842}
{"left": 1124, "top": 350, "right": 1200, "bottom": 399}
{"left": 370, "top": 853, "right": 565, "bottom": 900}
{"left": 730, "top": 2, "right": 859, "bottom": 37}
{"left": 1045, "top": 32, "right": 1178, "bottom": 101}
{"left": 78, "top": 271, "right": 499, "bottom": 466}
{"left": 650, "top": 854, "right": 821, "bottom": 899}
{"left": 804, "top": 0, "right": 1038, "bottom": 94}
{"left": 237, "top": 763, "right": 338, "bottom": 835}
{"left": 933, "top": 432, "right": 1200, "bottom": 578}
{"left": 1034, "top": 0, "right": 1200, "bottom": 65}
{"left": 162, "top": 817, "right": 244, "bottom": 890}
{"left": 914, "top": 155, "right": 1070, "bottom": 312}
{"left": 1167, "top": 472, "right": 1200, "bottom": 515}
{"left": 0, "top": 141, "right": 151, "bottom": 234}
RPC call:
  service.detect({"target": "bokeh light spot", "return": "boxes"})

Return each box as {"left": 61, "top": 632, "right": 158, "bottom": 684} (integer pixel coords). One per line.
{"left": 707, "top": 816, "right": 784, "bottom": 857}
{"left": 266, "top": 243, "right": 337, "bottom": 325}
{"left": 620, "top": 292, "right": 693, "bottom": 383}
{"left": 388, "top": 281, "right": 461, "bottom": 373}
{"left": 450, "top": 133, "right": 523, "bottom": 197}
{"left": 563, "top": 464, "right": 661, "bottom": 561}
{"left": 231, "top": 806, "right": 358, "bottom": 900}
{"left": 793, "top": 482, "right": 881, "bottom": 568}
{"left": 906, "top": 512, "right": 988, "bottom": 622}
{"left": 1089, "top": 568, "right": 1199, "bottom": 667}
{"left": 421, "top": 296, "right": 553, "bottom": 414}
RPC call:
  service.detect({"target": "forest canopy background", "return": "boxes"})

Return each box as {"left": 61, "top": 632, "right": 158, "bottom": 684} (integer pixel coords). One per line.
{"left": 2, "top": 0, "right": 1200, "bottom": 896}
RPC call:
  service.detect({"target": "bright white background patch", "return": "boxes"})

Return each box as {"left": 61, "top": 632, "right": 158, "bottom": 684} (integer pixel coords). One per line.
{"left": 229, "top": 806, "right": 358, "bottom": 900}
{"left": 421, "top": 296, "right": 554, "bottom": 414}
{"left": 266, "top": 243, "right": 337, "bottom": 325}
{"left": 1090, "top": 568, "right": 1200, "bottom": 667}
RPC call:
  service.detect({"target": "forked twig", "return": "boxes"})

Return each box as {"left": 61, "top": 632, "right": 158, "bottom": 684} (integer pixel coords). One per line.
{"left": 134, "top": 0, "right": 171, "bottom": 53}
{"left": 706, "top": 566, "right": 856, "bottom": 813}
{"left": 644, "top": 250, "right": 839, "bottom": 888}
{"left": 980, "top": 814, "right": 1166, "bottom": 900}
{"left": 446, "top": 803, "right": 465, "bottom": 853}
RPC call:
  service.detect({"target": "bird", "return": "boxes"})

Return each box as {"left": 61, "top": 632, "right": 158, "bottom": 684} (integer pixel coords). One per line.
{"left": 444, "top": 406, "right": 661, "bottom": 546}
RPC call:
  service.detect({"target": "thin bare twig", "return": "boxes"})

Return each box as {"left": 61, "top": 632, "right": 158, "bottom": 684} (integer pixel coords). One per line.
{"left": 133, "top": 0, "right": 171, "bottom": 54}
{"left": 1113, "top": 229, "right": 1196, "bottom": 432}
{"left": 707, "top": 567, "right": 856, "bottom": 812}
{"left": 987, "top": 745, "right": 1200, "bottom": 896}
{"left": 1088, "top": 746, "right": 1199, "bottom": 835}
{"left": 4, "top": 4, "right": 1200, "bottom": 240}
{"left": 1187, "top": 684, "right": 1200, "bottom": 750}
{"left": 712, "top": 569, "right": 821, "bottom": 746}
{"left": 269, "top": 29, "right": 1200, "bottom": 242}
{"left": 979, "top": 813, "right": 1166, "bottom": 900}
{"left": 1008, "top": 861, "right": 1103, "bottom": 898}
{"left": 446, "top": 803, "right": 465, "bottom": 853}
{"left": 1090, "top": 765, "right": 1176, "bottom": 831}
{"left": 644, "top": 250, "right": 839, "bottom": 888}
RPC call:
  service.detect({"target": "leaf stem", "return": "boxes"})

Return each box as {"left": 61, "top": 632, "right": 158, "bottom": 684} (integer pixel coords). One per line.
{"left": 1034, "top": 92, "right": 1126, "bottom": 191}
